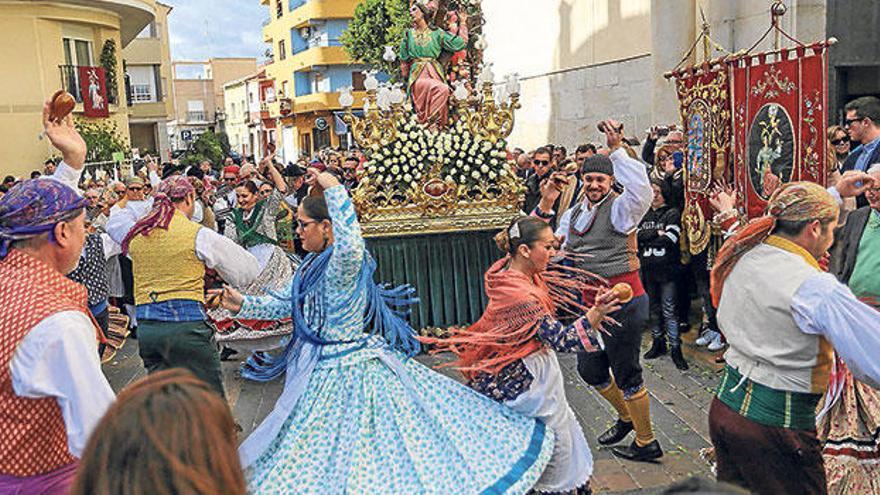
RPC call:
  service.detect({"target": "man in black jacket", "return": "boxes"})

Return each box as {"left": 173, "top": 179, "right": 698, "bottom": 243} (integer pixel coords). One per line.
{"left": 523, "top": 147, "right": 554, "bottom": 213}
{"left": 836, "top": 166, "right": 880, "bottom": 297}
{"left": 841, "top": 97, "right": 880, "bottom": 208}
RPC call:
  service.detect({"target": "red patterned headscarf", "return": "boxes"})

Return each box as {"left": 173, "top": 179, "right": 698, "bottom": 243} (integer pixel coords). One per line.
{"left": 121, "top": 176, "right": 194, "bottom": 254}
{"left": 710, "top": 181, "right": 839, "bottom": 307}
{"left": 421, "top": 254, "right": 602, "bottom": 377}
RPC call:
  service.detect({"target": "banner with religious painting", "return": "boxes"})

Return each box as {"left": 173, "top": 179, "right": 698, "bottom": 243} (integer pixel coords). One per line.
{"left": 78, "top": 66, "right": 110, "bottom": 118}
{"left": 728, "top": 43, "right": 830, "bottom": 219}
{"left": 672, "top": 64, "right": 732, "bottom": 255}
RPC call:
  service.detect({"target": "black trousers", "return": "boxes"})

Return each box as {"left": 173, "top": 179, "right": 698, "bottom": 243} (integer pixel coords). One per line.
{"left": 576, "top": 294, "right": 649, "bottom": 393}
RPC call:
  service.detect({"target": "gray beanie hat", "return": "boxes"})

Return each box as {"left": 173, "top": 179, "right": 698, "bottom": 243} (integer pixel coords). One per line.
{"left": 581, "top": 154, "right": 614, "bottom": 176}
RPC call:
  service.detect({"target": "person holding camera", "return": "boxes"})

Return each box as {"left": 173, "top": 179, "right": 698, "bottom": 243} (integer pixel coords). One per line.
{"left": 536, "top": 119, "right": 660, "bottom": 462}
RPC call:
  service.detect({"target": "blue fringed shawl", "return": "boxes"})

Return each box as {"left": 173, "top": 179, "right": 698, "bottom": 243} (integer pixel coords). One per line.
{"left": 241, "top": 245, "right": 420, "bottom": 382}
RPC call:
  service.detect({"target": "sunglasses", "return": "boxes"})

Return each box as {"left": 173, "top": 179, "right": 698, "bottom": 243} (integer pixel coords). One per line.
{"left": 128, "top": 187, "right": 143, "bottom": 192}
{"left": 533, "top": 159, "right": 550, "bottom": 166}
{"left": 845, "top": 117, "right": 866, "bottom": 126}
{"left": 223, "top": 177, "right": 237, "bottom": 182}
{"left": 831, "top": 138, "right": 848, "bottom": 146}
{"left": 296, "top": 219, "right": 319, "bottom": 230}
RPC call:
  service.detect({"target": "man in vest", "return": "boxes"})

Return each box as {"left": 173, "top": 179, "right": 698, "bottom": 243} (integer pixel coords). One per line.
{"left": 0, "top": 101, "right": 115, "bottom": 493}
{"left": 107, "top": 176, "right": 259, "bottom": 396}
{"left": 709, "top": 178, "right": 880, "bottom": 494}
{"left": 537, "top": 120, "right": 658, "bottom": 461}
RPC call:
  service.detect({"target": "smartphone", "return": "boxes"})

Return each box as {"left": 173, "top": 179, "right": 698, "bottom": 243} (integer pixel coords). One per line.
{"left": 672, "top": 151, "right": 684, "bottom": 169}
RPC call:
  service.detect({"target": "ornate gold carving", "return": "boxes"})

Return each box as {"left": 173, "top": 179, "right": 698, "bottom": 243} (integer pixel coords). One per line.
{"left": 682, "top": 200, "right": 710, "bottom": 255}
{"left": 342, "top": 78, "right": 524, "bottom": 236}
{"left": 462, "top": 81, "right": 521, "bottom": 144}
{"left": 750, "top": 65, "right": 796, "bottom": 99}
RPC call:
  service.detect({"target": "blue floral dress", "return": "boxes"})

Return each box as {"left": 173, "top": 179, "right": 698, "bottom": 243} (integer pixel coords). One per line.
{"left": 237, "top": 185, "right": 554, "bottom": 494}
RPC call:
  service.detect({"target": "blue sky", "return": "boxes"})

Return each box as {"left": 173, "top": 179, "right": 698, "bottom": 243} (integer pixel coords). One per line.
{"left": 165, "top": 0, "right": 267, "bottom": 62}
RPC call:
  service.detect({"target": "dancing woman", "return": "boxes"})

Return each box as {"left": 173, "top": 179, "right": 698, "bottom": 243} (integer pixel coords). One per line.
{"left": 212, "top": 170, "right": 554, "bottom": 494}
{"left": 422, "top": 216, "right": 621, "bottom": 494}
{"left": 209, "top": 157, "right": 297, "bottom": 350}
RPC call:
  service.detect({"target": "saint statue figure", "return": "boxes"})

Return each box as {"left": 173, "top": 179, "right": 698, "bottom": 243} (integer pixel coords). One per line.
{"left": 399, "top": 1, "right": 468, "bottom": 128}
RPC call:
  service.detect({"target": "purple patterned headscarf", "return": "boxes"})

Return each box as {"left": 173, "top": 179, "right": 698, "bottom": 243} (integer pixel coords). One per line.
{"left": 0, "top": 179, "right": 87, "bottom": 259}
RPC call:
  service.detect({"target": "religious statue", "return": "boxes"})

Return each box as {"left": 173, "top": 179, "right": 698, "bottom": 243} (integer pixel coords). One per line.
{"left": 399, "top": 0, "right": 468, "bottom": 129}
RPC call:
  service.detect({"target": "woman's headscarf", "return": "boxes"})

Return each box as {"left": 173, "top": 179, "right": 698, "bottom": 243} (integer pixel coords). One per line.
{"left": 710, "top": 181, "right": 839, "bottom": 306}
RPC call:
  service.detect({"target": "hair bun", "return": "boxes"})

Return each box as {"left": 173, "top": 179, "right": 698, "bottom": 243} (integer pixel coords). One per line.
{"left": 494, "top": 230, "right": 511, "bottom": 253}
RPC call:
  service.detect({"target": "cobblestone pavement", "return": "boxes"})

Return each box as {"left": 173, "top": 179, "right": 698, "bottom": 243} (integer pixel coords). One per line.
{"left": 103, "top": 330, "right": 722, "bottom": 493}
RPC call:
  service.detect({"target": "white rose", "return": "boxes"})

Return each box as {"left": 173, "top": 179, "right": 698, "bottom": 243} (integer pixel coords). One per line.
{"left": 490, "top": 158, "right": 498, "bottom": 166}
{"left": 480, "top": 165, "right": 489, "bottom": 173}
{"left": 499, "top": 168, "right": 508, "bottom": 176}
{"left": 391, "top": 165, "right": 400, "bottom": 174}
{"left": 471, "top": 170, "right": 481, "bottom": 179}
{"left": 404, "top": 173, "right": 412, "bottom": 182}
{"left": 371, "top": 144, "right": 380, "bottom": 151}
{"left": 378, "top": 165, "right": 386, "bottom": 173}
{"left": 385, "top": 175, "right": 393, "bottom": 184}
{"left": 445, "top": 175, "right": 454, "bottom": 182}
{"left": 459, "top": 176, "right": 466, "bottom": 184}
{"left": 414, "top": 172, "right": 422, "bottom": 179}
{"left": 463, "top": 164, "right": 470, "bottom": 172}
{"left": 489, "top": 171, "right": 497, "bottom": 179}
{"left": 450, "top": 168, "right": 458, "bottom": 175}
{"left": 458, "top": 160, "right": 465, "bottom": 167}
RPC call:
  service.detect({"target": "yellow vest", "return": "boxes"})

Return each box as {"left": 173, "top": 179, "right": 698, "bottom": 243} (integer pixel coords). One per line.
{"left": 128, "top": 211, "right": 206, "bottom": 305}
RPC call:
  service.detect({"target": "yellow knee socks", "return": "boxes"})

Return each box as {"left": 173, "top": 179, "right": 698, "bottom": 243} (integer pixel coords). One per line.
{"left": 625, "top": 387, "right": 655, "bottom": 447}
{"left": 597, "top": 382, "right": 631, "bottom": 423}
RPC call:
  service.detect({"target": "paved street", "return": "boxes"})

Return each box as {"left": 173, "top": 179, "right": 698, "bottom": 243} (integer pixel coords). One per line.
{"left": 103, "top": 329, "right": 721, "bottom": 494}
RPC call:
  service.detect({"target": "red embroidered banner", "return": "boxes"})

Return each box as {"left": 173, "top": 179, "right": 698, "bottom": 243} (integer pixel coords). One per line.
{"left": 729, "top": 45, "right": 829, "bottom": 219}
{"left": 78, "top": 66, "right": 110, "bottom": 118}
{"left": 673, "top": 65, "right": 732, "bottom": 254}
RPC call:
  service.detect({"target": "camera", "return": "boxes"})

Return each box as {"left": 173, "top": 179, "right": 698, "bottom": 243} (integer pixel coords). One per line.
{"left": 597, "top": 121, "right": 623, "bottom": 133}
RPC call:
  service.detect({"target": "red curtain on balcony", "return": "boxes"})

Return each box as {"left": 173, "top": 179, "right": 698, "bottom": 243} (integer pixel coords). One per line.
{"left": 78, "top": 66, "right": 110, "bottom": 118}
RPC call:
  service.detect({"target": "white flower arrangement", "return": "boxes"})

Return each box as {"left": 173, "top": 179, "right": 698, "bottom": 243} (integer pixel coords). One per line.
{"left": 360, "top": 115, "right": 517, "bottom": 193}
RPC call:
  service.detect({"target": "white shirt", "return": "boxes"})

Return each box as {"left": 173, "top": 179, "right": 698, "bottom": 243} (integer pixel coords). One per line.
{"left": 555, "top": 148, "right": 653, "bottom": 245}
{"left": 792, "top": 272, "right": 880, "bottom": 389}
{"left": 10, "top": 312, "right": 115, "bottom": 458}
{"left": 105, "top": 204, "right": 260, "bottom": 288}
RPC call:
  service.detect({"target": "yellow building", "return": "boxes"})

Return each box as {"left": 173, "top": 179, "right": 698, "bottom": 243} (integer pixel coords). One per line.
{"left": 123, "top": 1, "right": 174, "bottom": 161}
{"left": 260, "top": 0, "right": 368, "bottom": 162}
{"left": 0, "top": 0, "right": 156, "bottom": 178}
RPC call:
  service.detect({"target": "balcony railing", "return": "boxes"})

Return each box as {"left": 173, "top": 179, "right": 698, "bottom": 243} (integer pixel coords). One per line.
{"left": 307, "top": 37, "right": 342, "bottom": 49}
{"left": 186, "top": 111, "right": 208, "bottom": 123}
{"left": 59, "top": 65, "right": 118, "bottom": 106}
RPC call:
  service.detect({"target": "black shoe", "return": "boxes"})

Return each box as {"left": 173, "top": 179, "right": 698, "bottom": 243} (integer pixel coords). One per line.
{"left": 597, "top": 419, "right": 634, "bottom": 445}
{"left": 679, "top": 321, "right": 692, "bottom": 334}
{"left": 612, "top": 439, "right": 664, "bottom": 462}
{"left": 219, "top": 346, "right": 239, "bottom": 361}
{"left": 643, "top": 338, "right": 667, "bottom": 359}
{"left": 670, "top": 346, "right": 690, "bottom": 370}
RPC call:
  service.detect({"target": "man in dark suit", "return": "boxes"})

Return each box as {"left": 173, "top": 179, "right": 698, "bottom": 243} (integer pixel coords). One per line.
{"left": 836, "top": 166, "right": 880, "bottom": 296}
{"left": 841, "top": 97, "right": 880, "bottom": 208}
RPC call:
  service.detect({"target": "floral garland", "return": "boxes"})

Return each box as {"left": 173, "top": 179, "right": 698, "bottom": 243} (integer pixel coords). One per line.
{"left": 362, "top": 114, "right": 512, "bottom": 193}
